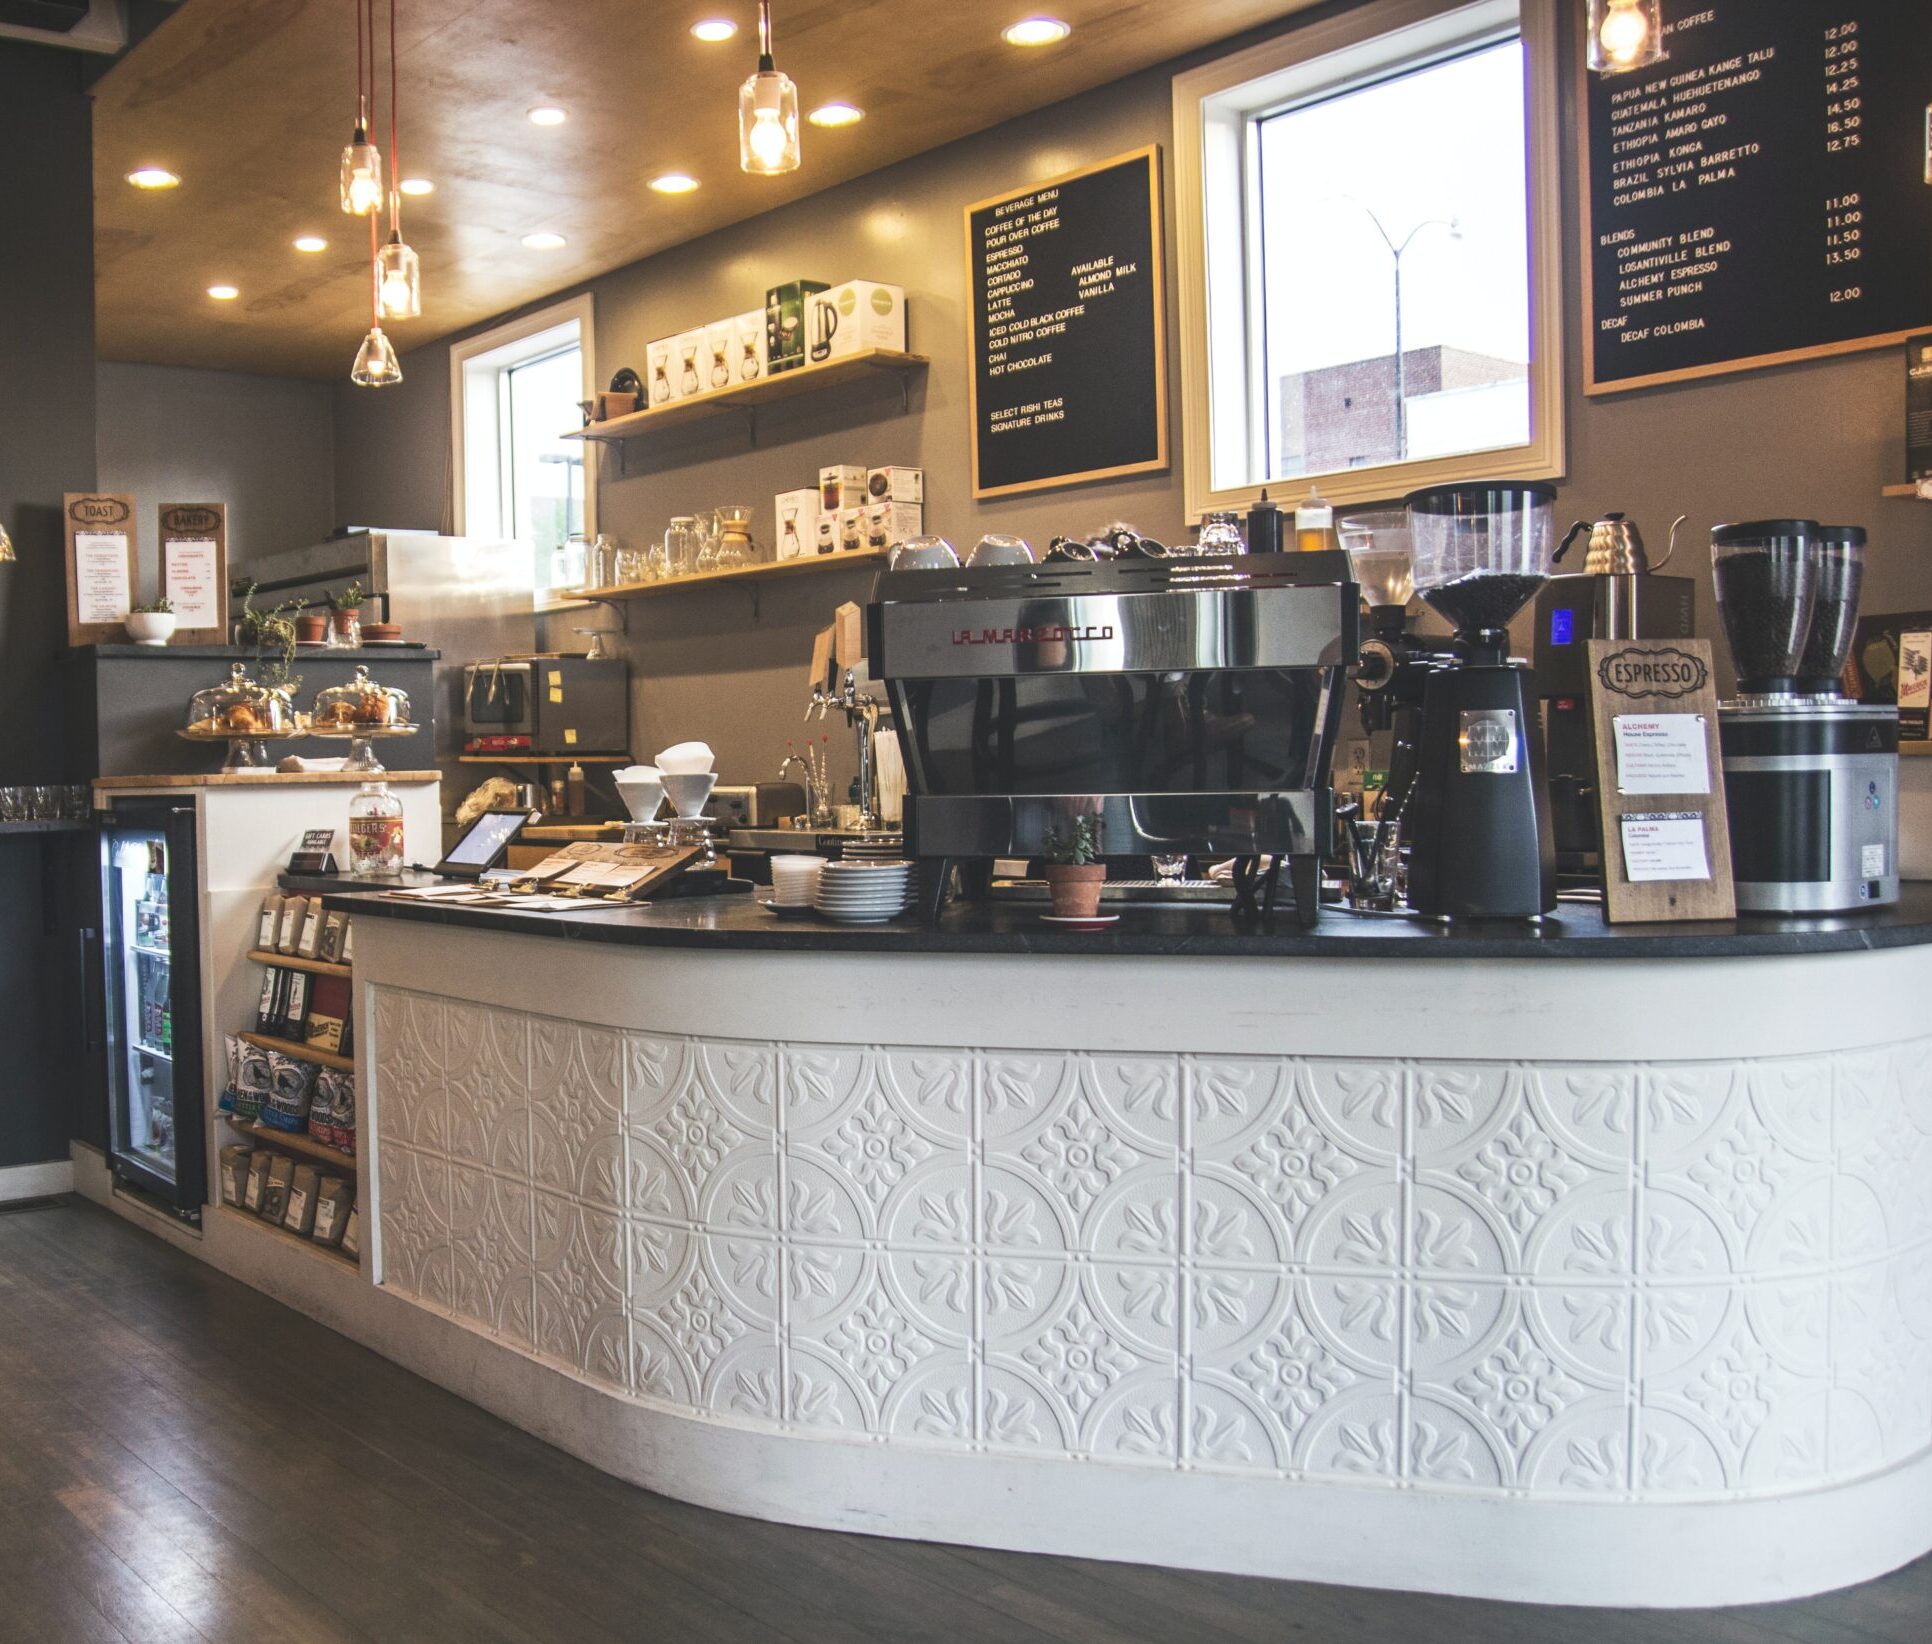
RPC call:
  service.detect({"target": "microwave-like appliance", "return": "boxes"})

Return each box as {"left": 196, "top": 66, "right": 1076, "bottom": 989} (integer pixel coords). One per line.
{"left": 462, "top": 657, "right": 630, "bottom": 755}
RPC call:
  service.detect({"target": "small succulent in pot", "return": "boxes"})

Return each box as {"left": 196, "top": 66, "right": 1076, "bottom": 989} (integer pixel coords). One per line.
{"left": 1041, "top": 814, "right": 1106, "bottom": 919}
{"left": 329, "top": 579, "right": 366, "bottom": 646}
{"left": 125, "top": 598, "right": 177, "bottom": 646}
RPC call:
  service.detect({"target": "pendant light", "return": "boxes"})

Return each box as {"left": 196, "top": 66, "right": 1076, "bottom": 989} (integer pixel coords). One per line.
{"left": 0, "top": 520, "right": 14, "bottom": 564}
{"left": 739, "top": 1, "right": 800, "bottom": 175}
{"left": 340, "top": 0, "right": 383, "bottom": 213}
{"left": 375, "top": 0, "right": 421, "bottom": 320}
{"left": 1587, "top": 0, "right": 1663, "bottom": 74}
{"left": 352, "top": 204, "right": 403, "bottom": 386}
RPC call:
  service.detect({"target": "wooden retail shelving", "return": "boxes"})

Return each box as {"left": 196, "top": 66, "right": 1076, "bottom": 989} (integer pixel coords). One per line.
{"left": 247, "top": 948, "right": 351, "bottom": 979}
{"left": 563, "top": 348, "right": 926, "bottom": 449}
{"left": 239, "top": 1030, "right": 354, "bottom": 1074}
{"left": 1883, "top": 484, "right": 1929, "bottom": 499}
{"left": 217, "top": 1203, "right": 358, "bottom": 1271}
{"left": 577, "top": 547, "right": 885, "bottom": 604}
{"left": 223, "top": 1114, "right": 357, "bottom": 1173}
{"left": 456, "top": 753, "right": 633, "bottom": 765}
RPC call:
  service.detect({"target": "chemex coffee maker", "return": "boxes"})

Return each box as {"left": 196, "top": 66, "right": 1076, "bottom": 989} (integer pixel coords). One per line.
{"left": 1712, "top": 520, "right": 1898, "bottom": 913}
{"left": 1534, "top": 511, "right": 1697, "bottom": 874}
{"left": 1402, "top": 481, "right": 1558, "bottom": 920}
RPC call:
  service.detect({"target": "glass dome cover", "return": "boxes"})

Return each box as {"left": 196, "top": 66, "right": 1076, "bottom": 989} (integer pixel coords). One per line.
{"left": 185, "top": 662, "right": 294, "bottom": 737}
{"left": 312, "top": 664, "right": 412, "bottom": 730}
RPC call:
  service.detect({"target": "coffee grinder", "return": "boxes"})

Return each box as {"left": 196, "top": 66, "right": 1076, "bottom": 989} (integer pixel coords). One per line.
{"left": 1402, "top": 482, "right": 1558, "bottom": 920}
{"left": 1533, "top": 512, "right": 1697, "bottom": 875}
{"left": 1713, "top": 520, "right": 1899, "bottom": 912}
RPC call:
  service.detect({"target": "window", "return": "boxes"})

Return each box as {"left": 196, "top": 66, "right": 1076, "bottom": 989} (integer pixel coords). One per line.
{"left": 449, "top": 295, "right": 595, "bottom": 601}
{"left": 1173, "top": 0, "right": 1562, "bottom": 518}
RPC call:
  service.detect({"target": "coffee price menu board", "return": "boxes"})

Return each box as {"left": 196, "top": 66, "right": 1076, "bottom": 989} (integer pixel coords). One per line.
{"left": 1584, "top": 1, "right": 1932, "bottom": 394}
{"left": 966, "top": 146, "right": 1167, "bottom": 498}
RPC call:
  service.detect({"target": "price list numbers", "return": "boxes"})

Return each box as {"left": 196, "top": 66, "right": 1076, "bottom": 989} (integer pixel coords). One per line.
{"left": 1823, "top": 20, "right": 1862, "bottom": 154}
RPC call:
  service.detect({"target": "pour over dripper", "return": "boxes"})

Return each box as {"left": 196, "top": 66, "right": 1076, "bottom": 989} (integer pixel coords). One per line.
{"left": 1404, "top": 482, "right": 1555, "bottom": 643}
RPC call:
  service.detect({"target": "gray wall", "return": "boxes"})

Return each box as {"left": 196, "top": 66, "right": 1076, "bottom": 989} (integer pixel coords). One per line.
{"left": 97, "top": 362, "right": 337, "bottom": 585}
{"left": 333, "top": 2, "right": 1932, "bottom": 801}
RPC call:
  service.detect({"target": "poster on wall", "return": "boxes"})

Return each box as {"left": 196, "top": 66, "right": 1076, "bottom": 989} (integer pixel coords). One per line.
{"left": 159, "top": 503, "right": 229, "bottom": 643}
{"left": 965, "top": 146, "right": 1168, "bottom": 498}
{"left": 64, "top": 493, "right": 138, "bottom": 646}
{"left": 1582, "top": 1, "right": 1932, "bottom": 394}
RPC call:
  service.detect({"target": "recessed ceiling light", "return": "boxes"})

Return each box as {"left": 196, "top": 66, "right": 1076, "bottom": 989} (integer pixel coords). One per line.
{"left": 207, "top": 284, "right": 239, "bottom": 300}
{"left": 809, "top": 102, "right": 864, "bottom": 127}
{"left": 690, "top": 18, "right": 737, "bottom": 41}
{"left": 398, "top": 176, "right": 435, "bottom": 196}
{"left": 126, "top": 168, "right": 180, "bottom": 189}
{"left": 1002, "top": 17, "right": 1070, "bottom": 46}
{"left": 293, "top": 235, "right": 329, "bottom": 253}
{"left": 528, "top": 106, "right": 567, "bottom": 126}
{"left": 649, "top": 172, "right": 700, "bottom": 193}
{"left": 521, "top": 231, "right": 567, "bottom": 250}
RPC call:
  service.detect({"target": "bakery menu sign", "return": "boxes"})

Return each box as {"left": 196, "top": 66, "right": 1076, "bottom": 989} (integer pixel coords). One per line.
{"left": 1584, "top": 1, "right": 1932, "bottom": 393}
{"left": 966, "top": 146, "right": 1168, "bottom": 498}
{"left": 64, "top": 493, "right": 138, "bottom": 646}
{"left": 160, "top": 503, "right": 228, "bottom": 643}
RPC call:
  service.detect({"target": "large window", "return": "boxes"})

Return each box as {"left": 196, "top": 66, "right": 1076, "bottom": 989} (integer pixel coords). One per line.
{"left": 1173, "top": 0, "right": 1562, "bottom": 518}
{"left": 449, "top": 296, "right": 595, "bottom": 601}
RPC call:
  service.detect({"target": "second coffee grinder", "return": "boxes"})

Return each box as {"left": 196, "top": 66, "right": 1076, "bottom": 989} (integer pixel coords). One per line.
{"left": 1402, "top": 481, "right": 1559, "bottom": 920}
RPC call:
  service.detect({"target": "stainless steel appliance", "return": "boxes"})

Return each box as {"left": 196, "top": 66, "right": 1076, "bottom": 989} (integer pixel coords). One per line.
{"left": 867, "top": 553, "right": 1359, "bottom": 925}
{"left": 1402, "top": 482, "right": 1559, "bottom": 921}
{"left": 1713, "top": 521, "right": 1898, "bottom": 913}
{"left": 1533, "top": 511, "right": 1697, "bottom": 873}
{"left": 710, "top": 783, "right": 808, "bottom": 829}
{"left": 99, "top": 797, "right": 204, "bottom": 1222}
{"left": 462, "top": 657, "right": 630, "bottom": 755}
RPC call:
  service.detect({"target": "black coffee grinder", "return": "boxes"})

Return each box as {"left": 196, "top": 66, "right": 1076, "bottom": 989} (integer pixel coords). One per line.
{"left": 1402, "top": 482, "right": 1558, "bottom": 920}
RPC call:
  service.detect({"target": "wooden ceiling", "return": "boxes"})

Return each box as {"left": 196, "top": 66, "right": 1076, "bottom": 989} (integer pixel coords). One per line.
{"left": 93, "top": 0, "right": 1305, "bottom": 378}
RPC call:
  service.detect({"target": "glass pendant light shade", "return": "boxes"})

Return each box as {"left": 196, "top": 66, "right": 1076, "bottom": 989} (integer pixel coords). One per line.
{"left": 1587, "top": 0, "right": 1663, "bottom": 73}
{"left": 0, "top": 520, "right": 14, "bottom": 563}
{"left": 377, "top": 233, "right": 421, "bottom": 320}
{"left": 341, "top": 128, "right": 384, "bottom": 214}
{"left": 351, "top": 326, "right": 404, "bottom": 387}
{"left": 739, "top": 68, "right": 801, "bottom": 173}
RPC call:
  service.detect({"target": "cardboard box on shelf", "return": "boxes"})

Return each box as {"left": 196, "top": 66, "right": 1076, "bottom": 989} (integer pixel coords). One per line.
{"left": 867, "top": 466, "right": 923, "bottom": 504}
{"left": 774, "top": 489, "right": 818, "bottom": 561}
{"left": 703, "top": 319, "right": 736, "bottom": 392}
{"left": 819, "top": 465, "right": 867, "bottom": 512}
{"left": 672, "top": 330, "right": 707, "bottom": 398}
{"left": 735, "top": 309, "right": 768, "bottom": 383}
{"left": 864, "top": 502, "right": 923, "bottom": 552}
{"left": 837, "top": 508, "right": 865, "bottom": 554}
{"left": 810, "top": 281, "right": 907, "bottom": 364}
{"left": 646, "top": 337, "right": 675, "bottom": 407}
{"left": 815, "top": 512, "right": 839, "bottom": 557}
{"left": 1908, "top": 334, "right": 1932, "bottom": 484}
{"left": 765, "top": 280, "right": 829, "bottom": 374}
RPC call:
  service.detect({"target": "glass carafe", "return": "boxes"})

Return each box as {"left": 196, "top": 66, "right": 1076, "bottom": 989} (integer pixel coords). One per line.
{"left": 713, "top": 504, "right": 755, "bottom": 567}
{"left": 664, "top": 516, "right": 699, "bottom": 579}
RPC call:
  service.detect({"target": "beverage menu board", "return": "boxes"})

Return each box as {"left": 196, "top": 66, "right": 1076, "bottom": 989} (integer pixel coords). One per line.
{"left": 966, "top": 146, "right": 1168, "bottom": 498}
{"left": 1583, "top": 1, "right": 1932, "bottom": 394}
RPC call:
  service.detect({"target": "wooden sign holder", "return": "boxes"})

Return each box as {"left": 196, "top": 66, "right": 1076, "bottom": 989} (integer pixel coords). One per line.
{"left": 1585, "top": 639, "right": 1736, "bottom": 923}
{"left": 159, "top": 503, "right": 230, "bottom": 643}
{"left": 63, "top": 493, "right": 138, "bottom": 646}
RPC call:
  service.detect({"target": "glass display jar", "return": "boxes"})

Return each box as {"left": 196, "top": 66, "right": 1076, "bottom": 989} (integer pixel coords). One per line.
{"left": 311, "top": 665, "right": 414, "bottom": 772}
{"left": 1195, "top": 511, "right": 1247, "bottom": 556}
{"left": 182, "top": 663, "right": 297, "bottom": 771}
{"left": 348, "top": 781, "right": 405, "bottom": 877}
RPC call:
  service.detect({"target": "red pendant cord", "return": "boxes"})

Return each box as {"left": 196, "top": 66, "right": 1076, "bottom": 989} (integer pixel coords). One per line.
{"left": 354, "top": 0, "right": 364, "bottom": 127}
{"left": 388, "top": 0, "right": 400, "bottom": 234}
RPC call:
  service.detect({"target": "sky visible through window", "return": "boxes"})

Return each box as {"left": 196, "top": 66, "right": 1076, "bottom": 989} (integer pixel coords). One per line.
{"left": 1257, "top": 39, "right": 1531, "bottom": 477}
{"left": 506, "top": 346, "right": 586, "bottom": 576}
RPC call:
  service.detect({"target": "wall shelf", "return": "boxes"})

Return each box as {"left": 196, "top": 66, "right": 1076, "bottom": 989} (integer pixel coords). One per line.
{"left": 248, "top": 948, "right": 352, "bottom": 979}
{"left": 224, "top": 1115, "right": 357, "bottom": 1174}
{"left": 578, "top": 548, "right": 885, "bottom": 605}
{"left": 218, "top": 1203, "right": 359, "bottom": 1271}
{"left": 239, "top": 1029, "right": 354, "bottom": 1073}
{"left": 456, "top": 753, "right": 634, "bottom": 765}
{"left": 562, "top": 349, "right": 927, "bottom": 453}
{"left": 1882, "top": 484, "right": 1930, "bottom": 500}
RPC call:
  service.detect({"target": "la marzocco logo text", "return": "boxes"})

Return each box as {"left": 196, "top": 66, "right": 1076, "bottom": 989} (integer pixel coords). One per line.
{"left": 1596, "top": 644, "right": 1708, "bottom": 699}
{"left": 951, "top": 624, "right": 1115, "bottom": 646}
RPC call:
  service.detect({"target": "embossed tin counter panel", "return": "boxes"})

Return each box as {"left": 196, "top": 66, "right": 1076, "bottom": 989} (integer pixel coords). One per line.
{"left": 371, "top": 984, "right": 1932, "bottom": 1502}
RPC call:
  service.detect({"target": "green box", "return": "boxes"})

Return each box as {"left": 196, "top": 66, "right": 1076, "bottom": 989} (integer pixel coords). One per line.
{"left": 765, "top": 280, "right": 828, "bottom": 374}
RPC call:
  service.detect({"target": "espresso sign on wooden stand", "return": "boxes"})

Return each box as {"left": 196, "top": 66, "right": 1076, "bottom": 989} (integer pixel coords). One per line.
{"left": 966, "top": 146, "right": 1167, "bottom": 498}
{"left": 64, "top": 493, "right": 138, "bottom": 646}
{"left": 1586, "top": 638, "right": 1735, "bottom": 922}
{"left": 159, "top": 503, "right": 229, "bottom": 643}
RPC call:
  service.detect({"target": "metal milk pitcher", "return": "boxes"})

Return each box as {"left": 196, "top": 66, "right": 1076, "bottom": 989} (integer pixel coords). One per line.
{"left": 1555, "top": 511, "right": 1687, "bottom": 575}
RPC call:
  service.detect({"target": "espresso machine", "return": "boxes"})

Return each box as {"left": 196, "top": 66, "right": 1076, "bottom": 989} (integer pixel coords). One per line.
{"left": 1401, "top": 482, "right": 1558, "bottom": 920}
{"left": 867, "top": 552, "right": 1359, "bottom": 925}
{"left": 1712, "top": 520, "right": 1898, "bottom": 913}
{"left": 1533, "top": 512, "right": 1697, "bottom": 874}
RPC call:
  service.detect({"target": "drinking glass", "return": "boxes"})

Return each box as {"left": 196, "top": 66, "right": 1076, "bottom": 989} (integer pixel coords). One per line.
{"left": 0, "top": 788, "right": 23, "bottom": 822}
{"left": 1152, "top": 853, "right": 1190, "bottom": 884}
{"left": 615, "top": 544, "right": 649, "bottom": 585}
{"left": 65, "top": 785, "right": 91, "bottom": 820}
{"left": 30, "top": 785, "right": 59, "bottom": 820}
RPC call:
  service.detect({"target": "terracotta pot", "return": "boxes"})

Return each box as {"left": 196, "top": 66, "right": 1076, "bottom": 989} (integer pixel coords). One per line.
{"left": 295, "top": 615, "right": 328, "bottom": 643}
{"left": 1043, "top": 862, "right": 1106, "bottom": 919}
{"left": 360, "top": 621, "right": 402, "bottom": 641}
{"left": 330, "top": 608, "right": 361, "bottom": 634}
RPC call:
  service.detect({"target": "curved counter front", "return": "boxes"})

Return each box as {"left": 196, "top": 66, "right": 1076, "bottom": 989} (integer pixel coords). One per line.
{"left": 333, "top": 892, "right": 1932, "bottom": 1608}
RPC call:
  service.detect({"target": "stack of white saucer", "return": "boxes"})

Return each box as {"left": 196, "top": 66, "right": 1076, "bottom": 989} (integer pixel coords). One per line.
{"left": 814, "top": 859, "right": 914, "bottom": 923}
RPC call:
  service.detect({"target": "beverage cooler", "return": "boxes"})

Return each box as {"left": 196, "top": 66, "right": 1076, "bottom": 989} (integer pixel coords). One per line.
{"left": 99, "top": 797, "right": 205, "bottom": 1221}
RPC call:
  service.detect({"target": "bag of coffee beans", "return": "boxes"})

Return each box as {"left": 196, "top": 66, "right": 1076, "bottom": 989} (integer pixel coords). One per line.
{"left": 283, "top": 1165, "right": 320, "bottom": 1236}
{"left": 260, "top": 1153, "right": 294, "bottom": 1223}
{"left": 309, "top": 1069, "right": 345, "bottom": 1149}
{"left": 313, "top": 1177, "right": 354, "bottom": 1247}
{"left": 234, "top": 1040, "right": 272, "bottom": 1123}
{"left": 328, "top": 1070, "right": 356, "bottom": 1157}
{"left": 259, "top": 1051, "right": 317, "bottom": 1133}
{"left": 243, "top": 1149, "right": 273, "bottom": 1213}
{"left": 217, "top": 1034, "right": 243, "bottom": 1116}
{"left": 218, "top": 1143, "right": 251, "bottom": 1208}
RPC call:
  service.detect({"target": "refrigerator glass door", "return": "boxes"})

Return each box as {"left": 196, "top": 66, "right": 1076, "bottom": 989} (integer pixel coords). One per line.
{"left": 104, "top": 826, "right": 178, "bottom": 1184}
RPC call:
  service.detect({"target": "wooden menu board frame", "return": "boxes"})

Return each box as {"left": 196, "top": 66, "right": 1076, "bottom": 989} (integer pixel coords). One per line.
{"left": 63, "top": 493, "right": 138, "bottom": 646}
{"left": 1578, "top": 4, "right": 1932, "bottom": 396}
{"left": 159, "top": 503, "right": 230, "bottom": 644}
{"left": 965, "top": 145, "right": 1168, "bottom": 499}
{"left": 1586, "top": 639, "right": 1736, "bottom": 923}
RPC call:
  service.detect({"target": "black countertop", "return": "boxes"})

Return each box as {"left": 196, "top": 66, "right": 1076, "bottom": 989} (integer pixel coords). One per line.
{"left": 308, "top": 878, "right": 1932, "bottom": 960}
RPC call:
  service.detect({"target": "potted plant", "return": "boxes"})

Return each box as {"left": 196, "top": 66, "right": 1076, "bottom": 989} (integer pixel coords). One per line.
{"left": 233, "top": 582, "right": 303, "bottom": 693}
{"left": 1041, "top": 814, "right": 1106, "bottom": 919}
{"left": 329, "top": 580, "right": 366, "bottom": 647}
{"left": 124, "top": 598, "right": 177, "bottom": 647}
{"left": 294, "top": 610, "right": 329, "bottom": 644}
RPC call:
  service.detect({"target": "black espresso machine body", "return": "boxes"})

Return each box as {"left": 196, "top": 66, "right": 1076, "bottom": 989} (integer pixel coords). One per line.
{"left": 867, "top": 553, "right": 1360, "bottom": 925}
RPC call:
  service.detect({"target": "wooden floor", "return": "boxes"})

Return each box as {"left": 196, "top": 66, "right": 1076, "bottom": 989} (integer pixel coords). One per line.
{"left": 2, "top": 1200, "right": 1929, "bottom": 1644}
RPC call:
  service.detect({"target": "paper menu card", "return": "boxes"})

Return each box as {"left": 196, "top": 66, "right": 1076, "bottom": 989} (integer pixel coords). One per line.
{"left": 1619, "top": 812, "right": 1713, "bottom": 884}
{"left": 74, "top": 532, "right": 133, "bottom": 624}
{"left": 1611, "top": 714, "right": 1711, "bottom": 796}
{"left": 162, "top": 538, "right": 221, "bottom": 629}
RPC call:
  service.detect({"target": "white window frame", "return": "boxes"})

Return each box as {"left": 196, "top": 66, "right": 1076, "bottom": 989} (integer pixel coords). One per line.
{"left": 1171, "top": 0, "right": 1563, "bottom": 520}
{"left": 448, "top": 293, "right": 596, "bottom": 608}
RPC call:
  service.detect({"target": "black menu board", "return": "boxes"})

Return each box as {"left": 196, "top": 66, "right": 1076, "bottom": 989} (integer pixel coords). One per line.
{"left": 1583, "top": 1, "right": 1932, "bottom": 394}
{"left": 966, "top": 146, "right": 1168, "bottom": 498}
